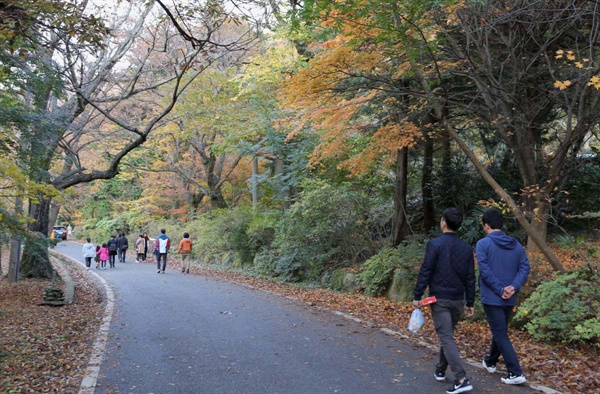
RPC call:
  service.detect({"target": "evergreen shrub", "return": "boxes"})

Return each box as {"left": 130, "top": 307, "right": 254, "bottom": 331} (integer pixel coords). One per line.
{"left": 514, "top": 269, "right": 600, "bottom": 345}
{"left": 271, "top": 179, "right": 372, "bottom": 282}
{"left": 359, "top": 243, "right": 424, "bottom": 297}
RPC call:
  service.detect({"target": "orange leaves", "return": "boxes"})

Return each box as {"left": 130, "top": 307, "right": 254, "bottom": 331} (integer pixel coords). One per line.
{"left": 342, "top": 121, "right": 422, "bottom": 175}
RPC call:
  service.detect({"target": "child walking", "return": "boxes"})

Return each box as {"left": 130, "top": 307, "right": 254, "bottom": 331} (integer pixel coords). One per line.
{"left": 95, "top": 245, "right": 101, "bottom": 269}
{"left": 98, "top": 243, "right": 109, "bottom": 270}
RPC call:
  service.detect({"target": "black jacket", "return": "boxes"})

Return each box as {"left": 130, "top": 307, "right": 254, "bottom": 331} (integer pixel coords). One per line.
{"left": 117, "top": 236, "right": 129, "bottom": 249}
{"left": 413, "top": 233, "right": 475, "bottom": 307}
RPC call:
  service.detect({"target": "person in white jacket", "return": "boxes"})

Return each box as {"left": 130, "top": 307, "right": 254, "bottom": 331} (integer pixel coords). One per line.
{"left": 82, "top": 238, "right": 96, "bottom": 271}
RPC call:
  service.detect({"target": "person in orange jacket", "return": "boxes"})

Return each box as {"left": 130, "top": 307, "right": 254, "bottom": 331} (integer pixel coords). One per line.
{"left": 177, "top": 232, "right": 193, "bottom": 274}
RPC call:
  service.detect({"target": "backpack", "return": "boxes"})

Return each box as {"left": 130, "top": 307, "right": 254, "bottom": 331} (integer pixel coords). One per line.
{"left": 108, "top": 241, "right": 118, "bottom": 252}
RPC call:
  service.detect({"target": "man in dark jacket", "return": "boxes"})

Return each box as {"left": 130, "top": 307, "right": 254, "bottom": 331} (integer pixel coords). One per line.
{"left": 413, "top": 208, "right": 475, "bottom": 394}
{"left": 477, "top": 209, "right": 530, "bottom": 385}
{"left": 116, "top": 232, "right": 129, "bottom": 262}
{"left": 106, "top": 235, "right": 118, "bottom": 268}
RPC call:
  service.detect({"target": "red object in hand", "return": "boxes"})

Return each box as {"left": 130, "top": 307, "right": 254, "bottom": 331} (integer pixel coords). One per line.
{"left": 422, "top": 296, "right": 437, "bottom": 305}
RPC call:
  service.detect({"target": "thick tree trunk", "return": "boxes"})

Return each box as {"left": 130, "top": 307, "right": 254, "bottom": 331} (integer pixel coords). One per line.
{"left": 422, "top": 136, "right": 435, "bottom": 232}
{"left": 8, "top": 195, "right": 23, "bottom": 282}
{"left": 527, "top": 199, "right": 550, "bottom": 254}
{"left": 20, "top": 196, "right": 54, "bottom": 279}
{"left": 48, "top": 202, "right": 60, "bottom": 232}
{"left": 391, "top": 147, "right": 408, "bottom": 247}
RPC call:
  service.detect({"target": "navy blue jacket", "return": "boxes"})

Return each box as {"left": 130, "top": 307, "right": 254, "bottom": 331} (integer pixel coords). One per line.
{"left": 476, "top": 231, "right": 530, "bottom": 306}
{"left": 414, "top": 233, "right": 475, "bottom": 307}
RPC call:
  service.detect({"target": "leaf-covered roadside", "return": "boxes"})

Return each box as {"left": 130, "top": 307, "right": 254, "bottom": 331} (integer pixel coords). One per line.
{"left": 0, "top": 255, "right": 103, "bottom": 393}
{"left": 182, "top": 262, "right": 599, "bottom": 394}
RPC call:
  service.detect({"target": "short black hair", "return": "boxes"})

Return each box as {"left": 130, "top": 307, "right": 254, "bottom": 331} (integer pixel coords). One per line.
{"left": 160, "top": 229, "right": 166, "bottom": 234}
{"left": 442, "top": 208, "right": 463, "bottom": 231}
{"left": 183, "top": 232, "right": 189, "bottom": 238}
{"left": 87, "top": 237, "right": 91, "bottom": 242}
{"left": 482, "top": 209, "right": 503, "bottom": 230}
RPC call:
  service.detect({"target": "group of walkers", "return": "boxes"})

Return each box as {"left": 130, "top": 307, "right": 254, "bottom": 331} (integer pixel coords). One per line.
{"left": 82, "top": 230, "right": 194, "bottom": 273}
{"left": 413, "top": 208, "right": 530, "bottom": 394}
{"left": 80, "top": 209, "right": 528, "bottom": 394}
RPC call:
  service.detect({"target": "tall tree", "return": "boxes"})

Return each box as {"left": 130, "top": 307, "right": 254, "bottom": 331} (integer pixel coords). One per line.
{"left": 10, "top": 1, "right": 260, "bottom": 278}
{"left": 293, "top": 0, "right": 600, "bottom": 271}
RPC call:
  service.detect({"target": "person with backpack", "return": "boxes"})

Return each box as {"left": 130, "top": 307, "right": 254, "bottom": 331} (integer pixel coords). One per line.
{"left": 117, "top": 232, "right": 129, "bottom": 262}
{"left": 107, "top": 235, "right": 119, "bottom": 268}
{"left": 156, "top": 229, "right": 171, "bottom": 273}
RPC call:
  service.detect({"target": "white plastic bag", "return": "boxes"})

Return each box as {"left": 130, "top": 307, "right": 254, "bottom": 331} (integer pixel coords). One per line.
{"left": 407, "top": 308, "right": 425, "bottom": 333}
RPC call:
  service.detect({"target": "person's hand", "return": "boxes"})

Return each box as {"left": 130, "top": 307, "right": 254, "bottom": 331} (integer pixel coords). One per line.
{"left": 413, "top": 300, "right": 422, "bottom": 309}
{"left": 464, "top": 306, "right": 474, "bottom": 318}
{"left": 502, "top": 285, "right": 515, "bottom": 299}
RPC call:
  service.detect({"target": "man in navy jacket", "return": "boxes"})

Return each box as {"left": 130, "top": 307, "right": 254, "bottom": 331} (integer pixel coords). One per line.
{"left": 477, "top": 209, "right": 530, "bottom": 385}
{"left": 414, "top": 208, "right": 475, "bottom": 394}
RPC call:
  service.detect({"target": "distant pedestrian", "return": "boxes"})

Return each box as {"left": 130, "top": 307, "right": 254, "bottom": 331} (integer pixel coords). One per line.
{"left": 97, "top": 243, "right": 109, "bottom": 270}
{"left": 177, "top": 232, "right": 193, "bottom": 274}
{"left": 82, "top": 238, "right": 96, "bottom": 271}
{"left": 117, "top": 232, "right": 129, "bottom": 262}
{"left": 107, "top": 235, "right": 118, "bottom": 268}
{"left": 94, "top": 245, "right": 101, "bottom": 269}
{"left": 135, "top": 234, "right": 145, "bottom": 263}
{"left": 477, "top": 209, "right": 530, "bottom": 386}
{"left": 155, "top": 229, "right": 171, "bottom": 273}
{"left": 413, "top": 208, "right": 475, "bottom": 394}
{"left": 143, "top": 233, "right": 150, "bottom": 262}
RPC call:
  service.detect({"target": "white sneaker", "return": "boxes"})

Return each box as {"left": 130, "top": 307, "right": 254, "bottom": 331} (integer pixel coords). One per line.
{"left": 482, "top": 358, "right": 496, "bottom": 373}
{"left": 501, "top": 373, "right": 526, "bottom": 385}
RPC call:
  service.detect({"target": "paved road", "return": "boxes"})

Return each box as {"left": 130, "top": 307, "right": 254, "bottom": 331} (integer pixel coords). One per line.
{"left": 54, "top": 241, "right": 541, "bottom": 394}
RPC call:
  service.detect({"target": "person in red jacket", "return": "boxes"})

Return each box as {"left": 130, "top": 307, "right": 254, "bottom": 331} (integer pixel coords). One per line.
{"left": 177, "top": 232, "right": 193, "bottom": 274}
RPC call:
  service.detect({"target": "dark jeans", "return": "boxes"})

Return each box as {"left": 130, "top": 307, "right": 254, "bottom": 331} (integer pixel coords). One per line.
{"left": 157, "top": 253, "right": 167, "bottom": 271}
{"left": 109, "top": 253, "right": 116, "bottom": 267}
{"left": 118, "top": 248, "right": 127, "bottom": 262}
{"left": 84, "top": 257, "right": 92, "bottom": 268}
{"left": 430, "top": 299, "right": 467, "bottom": 381}
{"left": 483, "top": 304, "right": 523, "bottom": 376}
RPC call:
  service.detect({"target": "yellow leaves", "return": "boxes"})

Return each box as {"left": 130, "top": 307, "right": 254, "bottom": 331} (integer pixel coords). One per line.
{"left": 554, "top": 49, "right": 600, "bottom": 90}
{"left": 554, "top": 80, "right": 572, "bottom": 90}
{"left": 588, "top": 76, "right": 600, "bottom": 89}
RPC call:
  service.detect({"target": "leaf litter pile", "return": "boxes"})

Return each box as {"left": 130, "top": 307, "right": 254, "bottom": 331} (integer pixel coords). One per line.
{"left": 1, "top": 250, "right": 598, "bottom": 393}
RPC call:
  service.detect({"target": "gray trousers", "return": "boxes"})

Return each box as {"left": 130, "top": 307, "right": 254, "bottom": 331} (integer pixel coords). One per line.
{"left": 430, "top": 299, "right": 467, "bottom": 381}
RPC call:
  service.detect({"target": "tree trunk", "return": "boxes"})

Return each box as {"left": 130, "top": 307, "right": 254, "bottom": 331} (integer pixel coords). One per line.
{"left": 20, "top": 196, "right": 54, "bottom": 279}
{"left": 8, "top": 239, "right": 21, "bottom": 283}
{"left": 8, "top": 195, "right": 23, "bottom": 281}
{"left": 442, "top": 120, "right": 566, "bottom": 272}
{"left": 391, "top": 147, "right": 408, "bottom": 247}
{"left": 527, "top": 199, "right": 550, "bottom": 254}
{"left": 48, "top": 202, "right": 60, "bottom": 232}
{"left": 251, "top": 157, "right": 259, "bottom": 209}
{"left": 422, "top": 135, "right": 435, "bottom": 232}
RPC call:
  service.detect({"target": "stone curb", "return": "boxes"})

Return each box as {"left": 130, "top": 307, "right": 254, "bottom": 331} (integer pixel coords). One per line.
{"left": 49, "top": 247, "right": 115, "bottom": 394}
{"left": 48, "top": 249, "right": 76, "bottom": 304}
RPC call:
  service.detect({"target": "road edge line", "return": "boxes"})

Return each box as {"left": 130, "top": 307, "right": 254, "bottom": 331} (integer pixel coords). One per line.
{"left": 50, "top": 245, "right": 115, "bottom": 394}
